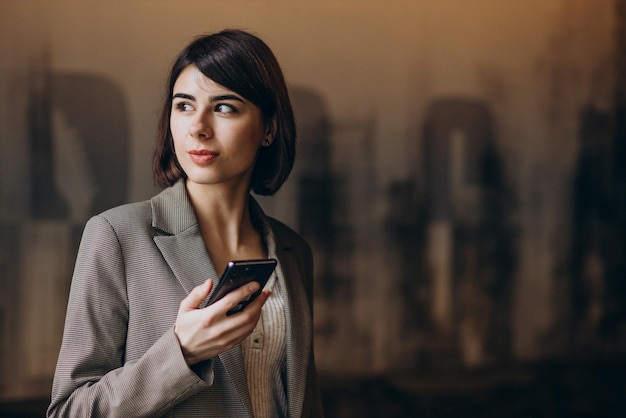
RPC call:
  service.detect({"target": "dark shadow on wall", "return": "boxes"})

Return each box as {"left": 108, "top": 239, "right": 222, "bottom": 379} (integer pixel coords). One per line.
{"left": 290, "top": 88, "right": 341, "bottom": 299}
{"left": 567, "top": 91, "right": 626, "bottom": 352}
{"left": 25, "top": 66, "right": 131, "bottom": 291}
{"left": 29, "top": 71, "right": 130, "bottom": 222}
{"left": 289, "top": 90, "right": 519, "bottom": 372}
{"left": 565, "top": 0, "right": 626, "bottom": 357}
{"left": 386, "top": 98, "right": 517, "bottom": 370}
{"left": 0, "top": 55, "right": 131, "bottom": 402}
{"left": 288, "top": 86, "right": 356, "bottom": 361}
{"left": 569, "top": 105, "right": 616, "bottom": 351}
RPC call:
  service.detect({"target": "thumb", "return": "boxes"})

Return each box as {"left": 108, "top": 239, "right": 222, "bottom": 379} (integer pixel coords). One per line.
{"left": 178, "top": 279, "right": 213, "bottom": 313}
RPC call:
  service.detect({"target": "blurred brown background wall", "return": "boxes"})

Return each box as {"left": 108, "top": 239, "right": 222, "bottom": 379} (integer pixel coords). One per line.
{"left": 1, "top": 0, "right": 625, "bottom": 416}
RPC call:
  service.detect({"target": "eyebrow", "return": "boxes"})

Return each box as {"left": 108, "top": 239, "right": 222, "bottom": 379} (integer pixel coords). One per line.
{"left": 172, "top": 93, "right": 245, "bottom": 103}
{"left": 172, "top": 93, "right": 195, "bottom": 101}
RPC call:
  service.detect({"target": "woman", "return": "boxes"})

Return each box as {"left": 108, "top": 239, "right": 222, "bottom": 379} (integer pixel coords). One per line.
{"left": 48, "top": 29, "right": 323, "bottom": 417}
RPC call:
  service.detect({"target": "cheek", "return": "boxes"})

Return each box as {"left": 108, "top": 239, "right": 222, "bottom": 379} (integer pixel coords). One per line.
{"left": 169, "top": 116, "right": 179, "bottom": 137}
{"left": 169, "top": 119, "right": 185, "bottom": 149}
{"left": 243, "top": 122, "right": 266, "bottom": 145}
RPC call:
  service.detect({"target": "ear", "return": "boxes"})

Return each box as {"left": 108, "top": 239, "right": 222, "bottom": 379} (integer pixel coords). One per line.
{"left": 264, "top": 119, "right": 277, "bottom": 145}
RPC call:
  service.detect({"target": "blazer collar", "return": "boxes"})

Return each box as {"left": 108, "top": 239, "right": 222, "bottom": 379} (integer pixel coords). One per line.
{"left": 151, "top": 180, "right": 218, "bottom": 296}
{"left": 150, "top": 179, "right": 299, "bottom": 249}
{"left": 274, "top": 236, "right": 312, "bottom": 418}
{"left": 151, "top": 179, "right": 197, "bottom": 236}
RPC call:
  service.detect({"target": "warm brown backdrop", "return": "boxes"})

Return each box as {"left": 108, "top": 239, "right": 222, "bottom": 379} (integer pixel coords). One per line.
{"left": 1, "top": 1, "right": 624, "bottom": 416}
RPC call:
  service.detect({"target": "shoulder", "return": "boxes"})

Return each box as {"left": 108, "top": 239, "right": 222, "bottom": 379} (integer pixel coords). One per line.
{"left": 267, "top": 217, "right": 310, "bottom": 252}
{"left": 267, "top": 216, "right": 316, "bottom": 305}
{"left": 81, "top": 199, "right": 153, "bottom": 244}
{"left": 267, "top": 216, "right": 314, "bottom": 279}
{"left": 93, "top": 182, "right": 183, "bottom": 229}
{"left": 96, "top": 200, "right": 152, "bottom": 229}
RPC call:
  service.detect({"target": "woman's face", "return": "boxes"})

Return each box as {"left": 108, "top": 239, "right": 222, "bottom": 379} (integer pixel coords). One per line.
{"left": 170, "top": 65, "right": 266, "bottom": 192}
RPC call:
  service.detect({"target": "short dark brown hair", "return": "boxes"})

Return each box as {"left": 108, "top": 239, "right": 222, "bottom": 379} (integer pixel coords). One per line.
{"left": 153, "top": 29, "right": 296, "bottom": 195}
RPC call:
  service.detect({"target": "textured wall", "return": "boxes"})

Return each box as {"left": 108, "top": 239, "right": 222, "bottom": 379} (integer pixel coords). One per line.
{"left": 0, "top": 0, "right": 623, "bottom": 401}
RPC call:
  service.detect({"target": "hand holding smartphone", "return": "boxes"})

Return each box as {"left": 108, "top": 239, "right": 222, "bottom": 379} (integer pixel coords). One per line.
{"left": 207, "top": 259, "right": 277, "bottom": 316}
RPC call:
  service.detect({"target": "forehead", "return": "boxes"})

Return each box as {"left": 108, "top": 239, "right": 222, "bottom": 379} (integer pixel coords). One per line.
{"left": 173, "top": 65, "right": 233, "bottom": 95}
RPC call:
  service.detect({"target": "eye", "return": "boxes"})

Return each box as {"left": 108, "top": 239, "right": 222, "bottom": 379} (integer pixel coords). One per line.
{"left": 174, "top": 102, "right": 194, "bottom": 112}
{"left": 215, "top": 104, "right": 237, "bottom": 114}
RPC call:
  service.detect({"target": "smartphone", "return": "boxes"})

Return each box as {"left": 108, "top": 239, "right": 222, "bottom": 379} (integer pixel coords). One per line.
{"left": 207, "top": 258, "right": 277, "bottom": 315}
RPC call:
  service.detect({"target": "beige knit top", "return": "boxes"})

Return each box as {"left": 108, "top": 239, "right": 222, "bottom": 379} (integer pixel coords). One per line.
{"left": 241, "top": 271, "right": 287, "bottom": 417}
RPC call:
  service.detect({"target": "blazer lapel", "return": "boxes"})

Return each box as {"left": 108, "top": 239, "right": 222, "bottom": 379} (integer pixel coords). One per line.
{"left": 250, "top": 200, "right": 314, "bottom": 417}
{"left": 267, "top": 217, "right": 312, "bottom": 418}
{"left": 151, "top": 181, "right": 219, "bottom": 297}
{"left": 278, "top": 246, "right": 312, "bottom": 418}
{"left": 151, "top": 182, "right": 253, "bottom": 415}
{"left": 219, "top": 345, "right": 254, "bottom": 416}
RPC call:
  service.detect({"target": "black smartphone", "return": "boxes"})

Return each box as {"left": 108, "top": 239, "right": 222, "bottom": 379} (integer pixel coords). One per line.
{"left": 207, "top": 258, "right": 277, "bottom": 315}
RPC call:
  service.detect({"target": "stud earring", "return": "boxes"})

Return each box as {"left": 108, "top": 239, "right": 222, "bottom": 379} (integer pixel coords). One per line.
{"left": 263, "top": 139, "right": 271, "bottom": 146}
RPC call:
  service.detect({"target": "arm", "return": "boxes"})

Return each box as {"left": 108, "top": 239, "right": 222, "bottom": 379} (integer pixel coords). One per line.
{"left": 47, "top": 216, "right": 207, "bottom": 417}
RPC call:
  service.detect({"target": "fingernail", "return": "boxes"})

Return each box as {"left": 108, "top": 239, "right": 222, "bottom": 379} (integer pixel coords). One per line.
{"left": 249, "top": 282, "right": 260, "bottom": 292}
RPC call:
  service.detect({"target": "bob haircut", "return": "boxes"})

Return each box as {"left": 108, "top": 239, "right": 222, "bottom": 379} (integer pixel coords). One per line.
{"left": 153, "top": 29, "right": 296, "bottom": 195}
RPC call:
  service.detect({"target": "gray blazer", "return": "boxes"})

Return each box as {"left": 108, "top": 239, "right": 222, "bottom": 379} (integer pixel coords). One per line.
{"left": 47, "top": 181, "right": 323, "bottom": 417}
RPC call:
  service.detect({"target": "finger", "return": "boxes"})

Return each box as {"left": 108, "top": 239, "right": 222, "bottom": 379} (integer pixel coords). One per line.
{"left": 247, "top": 289, "right": 271, "bottom": 310}
{"left": 234, "top": 289, "right": 271, "bottom": 320}
{"left": 179, "top": 279, "right": 213, "bottom": 313}
{"left": 214, "top": 281, "right": 260, "bottom": 314}
{"left": 235, "top": 290, "right": 270, "bottom": 328}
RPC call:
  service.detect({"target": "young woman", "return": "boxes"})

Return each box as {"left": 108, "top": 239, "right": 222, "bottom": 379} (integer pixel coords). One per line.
{"left": 48, "top": 29, "right": 323, "bottom": 417}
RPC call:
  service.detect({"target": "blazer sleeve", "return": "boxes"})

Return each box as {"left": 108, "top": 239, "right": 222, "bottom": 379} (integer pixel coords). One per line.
{"left": 47, "top": 215, "right": 207, "bottom": 417}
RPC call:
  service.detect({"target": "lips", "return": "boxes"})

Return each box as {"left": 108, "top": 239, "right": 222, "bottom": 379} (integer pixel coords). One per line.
{"left": 188, "top": 149, "right": 219, "bottom": 164}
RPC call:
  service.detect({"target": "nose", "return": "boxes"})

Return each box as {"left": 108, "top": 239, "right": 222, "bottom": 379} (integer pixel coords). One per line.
{"left": 190, "top": 113, "right": 213, "bottom": 139}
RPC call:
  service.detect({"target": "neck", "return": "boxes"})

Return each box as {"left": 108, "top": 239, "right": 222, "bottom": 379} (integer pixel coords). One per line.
{"left": 185, "top": 180, "right": 260, "bottom": 258}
